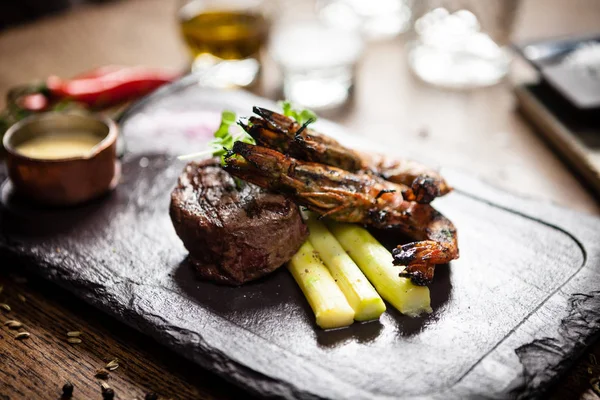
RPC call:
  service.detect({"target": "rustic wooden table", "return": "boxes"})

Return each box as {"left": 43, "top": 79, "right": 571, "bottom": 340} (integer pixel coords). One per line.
{"left": 1, "top": 0, "right": 599, "bottom": 399}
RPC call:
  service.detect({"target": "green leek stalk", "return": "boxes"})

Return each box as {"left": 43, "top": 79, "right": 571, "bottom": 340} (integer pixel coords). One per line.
{"left": 326, "top": 222, "right": 432, "bottom": 317}
{"left": 287, "top": 241, "right": 355, "bottom": 329}
{"left": 305, "top": 214, "right": 386, "bottom": 321}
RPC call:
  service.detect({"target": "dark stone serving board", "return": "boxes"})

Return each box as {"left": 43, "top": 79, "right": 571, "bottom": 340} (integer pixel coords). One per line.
{"left": 2, "top": 78, "right": 600, "bottom": 400}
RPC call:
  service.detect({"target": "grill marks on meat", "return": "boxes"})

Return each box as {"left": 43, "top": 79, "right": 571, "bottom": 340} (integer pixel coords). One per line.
{"left": 170, "top": 159, "right": 308, "bottom": 285}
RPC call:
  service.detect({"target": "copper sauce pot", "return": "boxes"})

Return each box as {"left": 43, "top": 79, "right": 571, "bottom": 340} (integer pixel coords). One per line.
{"left": 2, "top": 113, "right": 119, "bottom": 206}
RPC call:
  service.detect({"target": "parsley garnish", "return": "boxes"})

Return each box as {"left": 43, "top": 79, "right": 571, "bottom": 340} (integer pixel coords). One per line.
{"left": 178, "top": 102, "right": 317, "bottom": 164}
{"left": 279, "top": 101, "right": 317, "bottom": 126}
{"left": 177, "top": 110, "right": 255, "bottom": 165}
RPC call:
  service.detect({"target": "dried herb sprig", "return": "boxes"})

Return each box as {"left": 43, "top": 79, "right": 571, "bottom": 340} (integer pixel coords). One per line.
{"left": 15, "top": 332, "right": 30, "bottom": 340}
{"left": 4, "top": 320, "right": 22, "bottom": 329}
{"left": 105, "top": 359, "right": 119, "bottom": 371}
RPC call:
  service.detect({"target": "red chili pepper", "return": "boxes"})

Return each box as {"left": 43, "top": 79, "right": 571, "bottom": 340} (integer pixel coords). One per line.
{"left": 46, "top": 66, "right": 180, "bottom": 108}
{"left": 71, "top": 65, "right": 126, "bottom": 80}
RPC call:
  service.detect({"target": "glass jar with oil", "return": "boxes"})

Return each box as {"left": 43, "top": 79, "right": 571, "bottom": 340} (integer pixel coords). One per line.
{"left": 178, "top": 0, "right": 269, "bottom": 88}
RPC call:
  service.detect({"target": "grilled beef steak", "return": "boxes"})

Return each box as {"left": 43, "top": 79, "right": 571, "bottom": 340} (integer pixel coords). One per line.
{"left": 170, "top": 159, "right": 308, "bottom": 285}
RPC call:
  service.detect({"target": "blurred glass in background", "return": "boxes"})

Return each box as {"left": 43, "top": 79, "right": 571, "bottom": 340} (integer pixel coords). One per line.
{"left": 316, "top": 0, "right": 414, "bottom": 40}
{"left": 178, "top": 0, "right": 270, "bottom": 88}
{"left": 408, "top": 0, "right": 520, "bottom": 89}
{"left": 270, "top": 19, "right": 363, "bottom": 110}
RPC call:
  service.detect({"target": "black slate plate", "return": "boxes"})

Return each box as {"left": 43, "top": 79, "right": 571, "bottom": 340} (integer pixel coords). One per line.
{"left": 1, "top": 80, "right": 600, "bottom": 400}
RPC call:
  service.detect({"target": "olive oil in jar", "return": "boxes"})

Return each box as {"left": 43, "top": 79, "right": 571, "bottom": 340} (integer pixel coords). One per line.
{"left": 180, "top": 10, "right": 268, "bottom": 60}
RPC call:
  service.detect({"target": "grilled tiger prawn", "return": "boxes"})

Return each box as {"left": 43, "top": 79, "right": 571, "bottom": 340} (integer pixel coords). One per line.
{"left": 224, "top": 141, "right": 459, "bottom": 285}
{"left": 241, "top": 107, "right": 451, "bottom": 203}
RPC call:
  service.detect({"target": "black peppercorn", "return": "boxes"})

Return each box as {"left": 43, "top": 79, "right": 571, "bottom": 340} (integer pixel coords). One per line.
{"left": 102, "top": 387, "right": 115, "bottom": 399}
{"left": 62, "top": 382, "right": 74, "bottom": 397}
{"left": 145, "top": 392, "right": 158, "bottom": 400}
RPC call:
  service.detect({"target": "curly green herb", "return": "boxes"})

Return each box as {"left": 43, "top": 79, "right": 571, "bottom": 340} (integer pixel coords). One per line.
{"left": 178, "top": 102, "right": 316, "bottom": 164}
{"left": 178, "top": 110, "right": 255, "bottom": 165}
{"left": 279, "top": 100, "right": 317, "bottom": 125}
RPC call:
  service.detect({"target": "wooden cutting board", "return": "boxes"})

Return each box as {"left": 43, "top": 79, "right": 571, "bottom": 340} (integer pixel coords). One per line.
{"left": 1, "top": 78, "right": 599, "bottom": 399}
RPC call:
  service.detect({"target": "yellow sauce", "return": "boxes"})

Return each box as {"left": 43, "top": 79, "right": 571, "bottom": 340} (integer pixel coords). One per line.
{"left": 16, "top": 131, "right": 102, "bottom": 160}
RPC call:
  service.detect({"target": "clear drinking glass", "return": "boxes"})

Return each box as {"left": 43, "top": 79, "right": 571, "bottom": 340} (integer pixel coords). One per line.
{"left": 407, "top": 0, "right": 520, "bottom": 89}
{"left": 177, "top": 0, "right": 269, "bottom": 88}
{"left": 269, "top": 20, "right": 364, "bottom": 110}
{"left": 316, "top": 0, "right": 414, "bottom": 40}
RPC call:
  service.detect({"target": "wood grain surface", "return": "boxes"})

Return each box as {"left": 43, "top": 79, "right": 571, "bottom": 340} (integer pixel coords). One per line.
{"left": 0, "top": 267, "right": 249, "bottom": 400}
{"left": 0, "top": 0, "right": 600, "bottom": 399}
